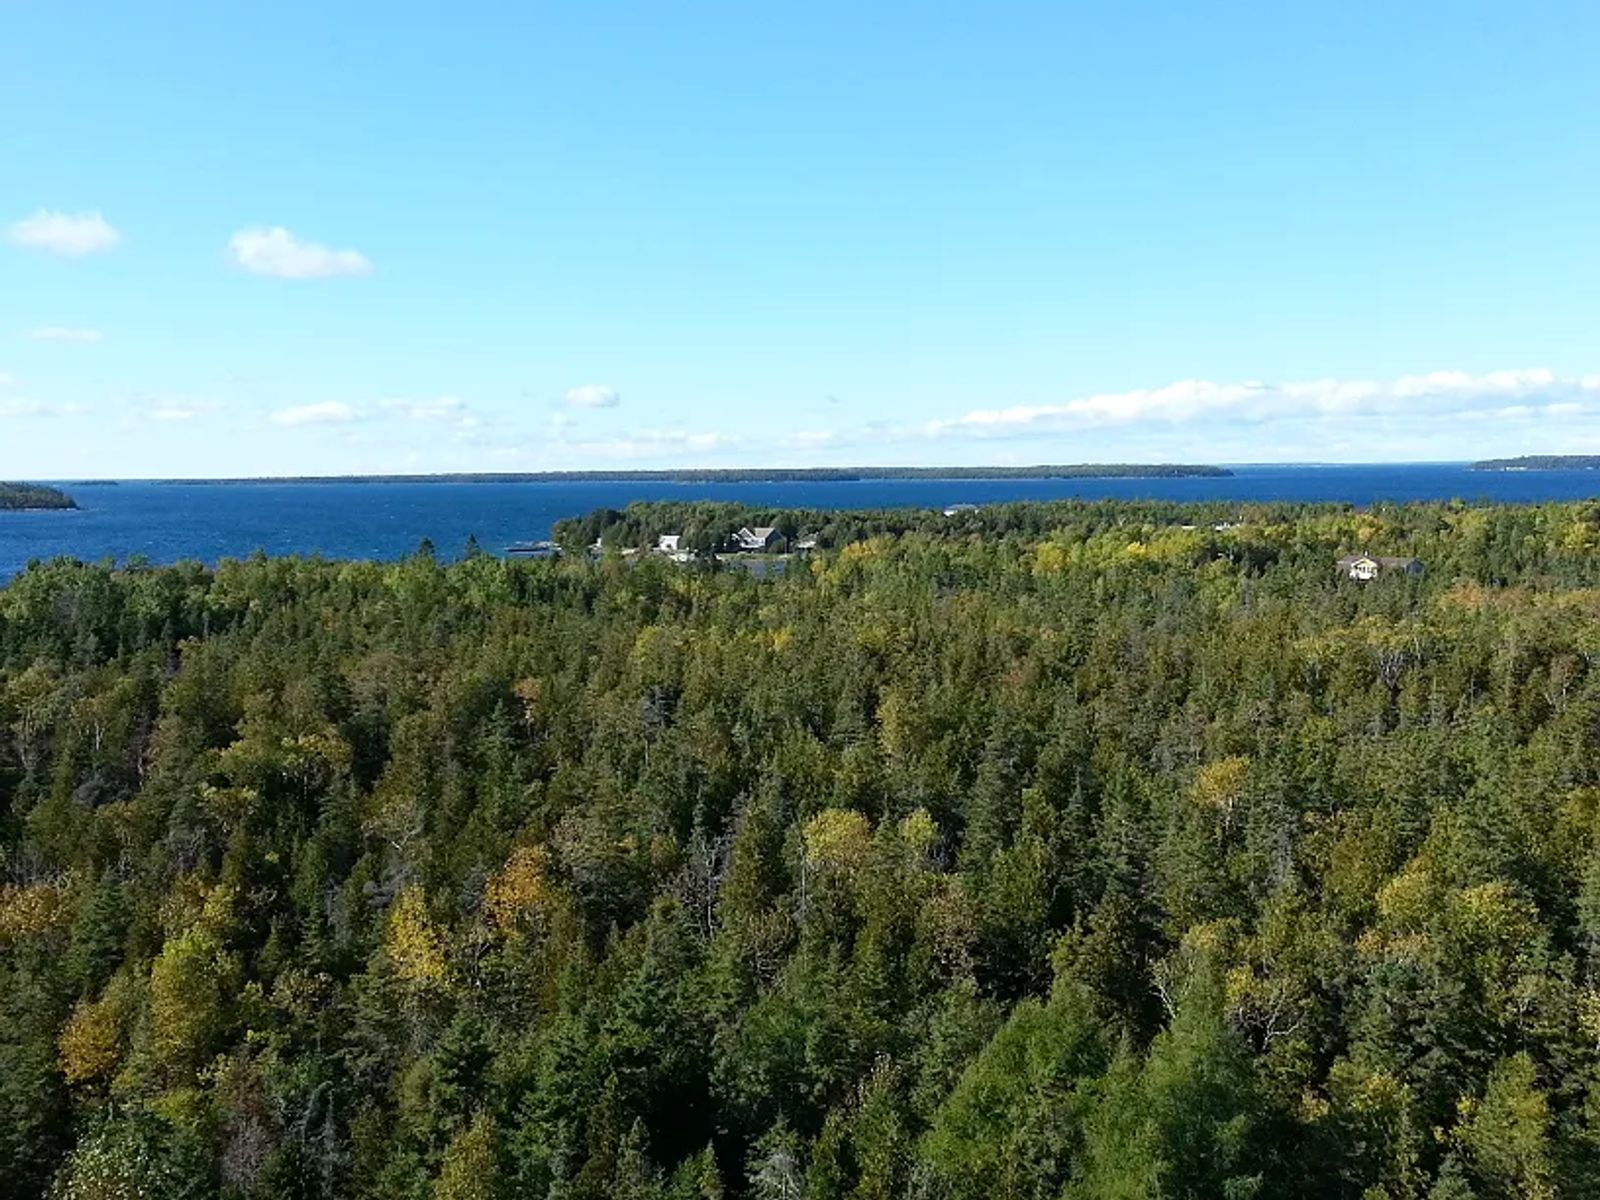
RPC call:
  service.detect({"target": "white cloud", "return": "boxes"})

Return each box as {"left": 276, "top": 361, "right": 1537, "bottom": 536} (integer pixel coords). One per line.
{"left": 383, "top": 394, "right": 470, "bottom": 422}
{"left": 785, "top": 429, "right": 844, "bottom": 450}
{"left": 922, "top": 367, "right": 1600, "bottom": 440}
{"left": 0, "top": 372, "right": 16, "bottom": 388}
{"left": 484, "top": 365, "right": 1600, "bottom": 469}
{"left": 27, "top": 327, "right": 103, "bottom": 343}
{"left": 565, "top": 384, "right": 620, "bottom": 409}
{"left": 228, "top": 227, "right": 372, "bottom": 279}
{"left": 269, "top": 401, "right": 358, "bottom": 427}
{"left": 1390, "top": 368, "right": 1557, "bottom": 398}
{"left": 144, "top": 399, "right": 218, "bottom": 423}
{"left": 559, "top": 428, "right": 739, "bottom": 460}
{"left": 501, "top": 423, "right": 741, "bottom": 465}
{"left": 0, "top": 398, "right": 84, "bottom": 419}
{"left": 8, "top": 210, "right": 120, "bottom": 256}
{"left": 380, "top": 394, "right": 483, "bottom": 434}
{"left": 267, "top": 396, "right": 482, "bottom": 435}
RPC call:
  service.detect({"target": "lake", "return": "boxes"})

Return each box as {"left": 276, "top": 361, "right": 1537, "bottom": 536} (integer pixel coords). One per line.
{"left": 3, "top": 464, "right": 1599, "bottom": 581}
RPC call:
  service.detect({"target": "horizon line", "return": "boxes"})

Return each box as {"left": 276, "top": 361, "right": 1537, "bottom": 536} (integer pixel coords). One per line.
{"left": 26, "top": 456, "right": 1581, "bottom": 484}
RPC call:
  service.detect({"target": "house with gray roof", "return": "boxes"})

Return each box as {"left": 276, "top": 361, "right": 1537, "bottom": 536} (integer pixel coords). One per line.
{"left": 735, "top": 526, "right": 785, "bottom": 552}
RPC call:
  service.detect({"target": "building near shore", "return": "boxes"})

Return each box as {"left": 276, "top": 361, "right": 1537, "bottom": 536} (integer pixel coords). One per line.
{"left": 735, "top": 526, "right": 784, "bottom": 552}
{"left": 1337, "top": 553, "right": 1423, "bottom": 581}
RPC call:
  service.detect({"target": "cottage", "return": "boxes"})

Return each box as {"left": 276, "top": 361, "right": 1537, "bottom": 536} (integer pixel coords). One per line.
{"left": 943, "top": 503, "right": 980, "bottom": 517}
{"left": 657, "top": 533, "right": 683, "bottom": 554}
{"left": 795, "top": 536, "right": 819, "bottom": 552}
{"left": 735, "top": 526, "right": 784, "bottom": 552}
{"left": 1337, "top": 553, "right": 1423, "bottom": 582}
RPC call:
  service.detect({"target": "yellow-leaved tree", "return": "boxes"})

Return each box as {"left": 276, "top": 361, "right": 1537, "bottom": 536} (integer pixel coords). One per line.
{"left": 803, "top": 809, "right": 873, "bottom": 878}
{"left": 59, "top": 977, "right": 132, "bottom": 1087}
{"left": 149, "top": 930, "right": 236, "bottom": 1078}
{"left": 484, "top": 845, "right": 555, "bottom": 939}
{"left": 387, "top": 886, "right": 450, "bottom": 988}
{"left": 434, "top": 1113, "right": 501, "bottom": 1200}
{"left": 1190, "top": 756, "right": 1251, "bottom": 829}
{"left": 0, "top": 879, "right": 69, "bottom": 946}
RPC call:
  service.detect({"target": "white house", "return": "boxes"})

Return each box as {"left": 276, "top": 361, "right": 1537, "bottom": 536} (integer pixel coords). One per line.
{"left": 735, "top": 526, "right": 783, "bottom": 552}
{"left": 1337, "top": 553, "right": 1423, "bottom": 582}
{"left": 657, "top": 533, "right": 682, "bottom": 554}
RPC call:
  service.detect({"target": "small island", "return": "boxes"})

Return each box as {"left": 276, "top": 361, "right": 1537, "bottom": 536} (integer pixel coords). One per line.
{"left": 1471, "top": 455, "right": 1600, "bottom": 471}
{"left": 0, "top": 482, "right": 77, "bottom": 510}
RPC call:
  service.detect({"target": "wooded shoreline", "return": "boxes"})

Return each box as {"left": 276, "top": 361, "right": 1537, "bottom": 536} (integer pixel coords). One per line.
{"left": 146, "top": 464, "right": 1234, "bottom": 485}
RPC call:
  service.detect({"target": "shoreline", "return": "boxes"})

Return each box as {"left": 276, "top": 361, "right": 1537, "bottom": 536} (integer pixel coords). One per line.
{"left": 133, "top": 464, "right": 1233, "bottom": 486}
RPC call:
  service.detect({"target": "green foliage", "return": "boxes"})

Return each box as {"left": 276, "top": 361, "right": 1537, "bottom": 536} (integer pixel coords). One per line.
{"left": 921, "top": 983, "right": 1109, "bottom": 1199}
{"left": 0, "top": 483, "right": 76, "bottom": 511}
{"left": 434, "top": 1113, "right": 501, "bottom": 1200}
{"left": 1068, "top": 968, "right": 1277, "bottom": 1198}
{"left": 6, "top": 500, "right": 1600, "bottom": 1196}
{"left": 148, "top": 930, "right": 237, "bottom": 1079}
{"left": 48, "top": 1111, "right": 212, "bottom": 1200}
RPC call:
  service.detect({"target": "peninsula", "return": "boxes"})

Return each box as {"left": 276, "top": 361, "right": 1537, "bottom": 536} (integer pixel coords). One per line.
{"left": 1471, "top": 455, "right": 1600, "bottom": 471}
{"left": 0, "top": 482, "right": 77, "bottom": 510}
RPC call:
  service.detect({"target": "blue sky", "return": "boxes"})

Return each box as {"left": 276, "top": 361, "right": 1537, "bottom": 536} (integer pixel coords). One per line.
{"left": 5, "top": 1, "right": 1600, "bottom": 477}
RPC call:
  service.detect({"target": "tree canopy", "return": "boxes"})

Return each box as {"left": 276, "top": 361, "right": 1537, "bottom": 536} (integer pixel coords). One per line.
{"left": 0, "top": 483, "right": 76, "bottom": 511}
{"left": 7, "top": 497, "right": 1600, "bottom": 1197}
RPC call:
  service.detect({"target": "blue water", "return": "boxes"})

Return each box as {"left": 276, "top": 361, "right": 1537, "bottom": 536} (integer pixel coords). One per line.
{"left": 2, "top": 465, "right": 1598, "bottom": 581}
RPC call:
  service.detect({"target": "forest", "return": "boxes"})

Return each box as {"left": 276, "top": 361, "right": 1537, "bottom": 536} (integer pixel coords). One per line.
{"left": 0, "top": 484, "right": 77, "bottom": 511}
{"left": 8, "top": 497, "right": 1600, "bottom": 1198}
{"left": 1472, "top": 457, "right": 1600, "bottom": 472}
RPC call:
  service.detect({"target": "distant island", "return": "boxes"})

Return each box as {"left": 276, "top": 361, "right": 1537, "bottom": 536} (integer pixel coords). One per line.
{"left": 0, "top": 482, "right": 77, "bottom": 510}
{"left": 1472, "top": 455, "right": 1600, "bottom": 471}
{"left": 154, "top": 464, "right": 1232, "bottom": 485}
